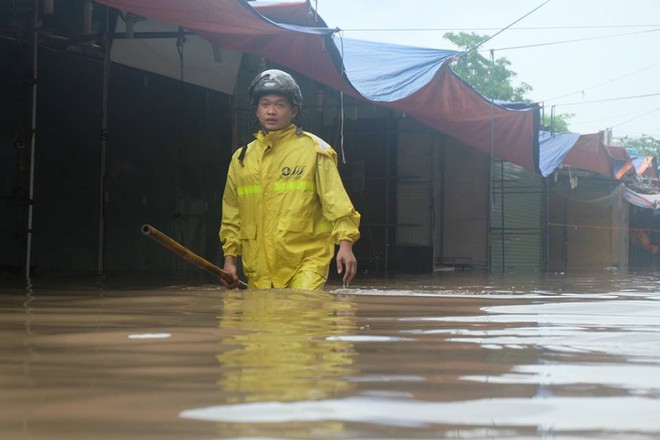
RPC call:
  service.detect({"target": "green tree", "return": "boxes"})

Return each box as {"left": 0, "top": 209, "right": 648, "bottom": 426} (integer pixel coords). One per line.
{"left": 619, "top": 135, "right": 660, "bottom": 156}
{"left": 443, "top": 32, "right": 532, "bottom": 102}
{"left": 541, "top": 112, "right": 574, "bottom": 134}
{"left": 444, "top": 32, "right": 573, "bottom": 132}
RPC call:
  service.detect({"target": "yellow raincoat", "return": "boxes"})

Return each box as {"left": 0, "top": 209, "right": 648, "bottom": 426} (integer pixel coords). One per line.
{"left": 220, "top": 124, "right": 360, "bottom": 289}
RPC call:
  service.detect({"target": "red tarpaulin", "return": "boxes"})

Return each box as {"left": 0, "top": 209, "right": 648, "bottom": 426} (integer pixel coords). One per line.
{"left": 562, "top": 133, "right": 613, "bottom": 177}
{"left": 96, "top": 0, "right": 539, "bottom": 171}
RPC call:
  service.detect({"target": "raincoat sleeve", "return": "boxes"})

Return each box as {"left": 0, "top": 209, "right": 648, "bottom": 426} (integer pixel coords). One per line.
{"left": 220, "top": 160, "right": 241, "bottom": 257}
{"left": 315, "top": 154, "right": 361, "bottom": 245}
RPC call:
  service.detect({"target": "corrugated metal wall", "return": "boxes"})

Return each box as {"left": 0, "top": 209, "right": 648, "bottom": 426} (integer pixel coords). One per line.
{"left": 440, "top": 141, "right": 490, "bottom": 269}
{"left": 395, "top": 121, "right": 435, "bottom": 247}
{"left": 490, "top": 159, "right": 545, "bottom": 273}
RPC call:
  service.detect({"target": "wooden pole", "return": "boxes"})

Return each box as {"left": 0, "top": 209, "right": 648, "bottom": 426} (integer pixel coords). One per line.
{"left": 141, "top": 224, "right": 247, "bottom": 289}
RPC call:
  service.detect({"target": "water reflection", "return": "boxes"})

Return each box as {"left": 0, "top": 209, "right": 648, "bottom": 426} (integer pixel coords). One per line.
{"left": 206, "top": 289, "right": 359, "bottom": 437}
{"left": 184, "top": 289, "right": 660, "bottom": 438}
{"left": 4, "top": 272, "right": 660, "bottom": 439}
{"left": 216, "top": 290, "right": 359, "bottom": 403}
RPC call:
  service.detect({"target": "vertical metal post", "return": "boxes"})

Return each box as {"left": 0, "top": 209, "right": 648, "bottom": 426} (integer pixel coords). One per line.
{"left": 500, "top": 159, "right": 505, "bottom": 272}
{"left": 24, "top": 0, "right": 39, "bottom": 285}
{"left": 486, "top": 52, "right": 495, "bottom": 275}
{"left": 486, "top": 151, "right": 492, "bottom": 274}
{"left": 384, "top": 121, "right": 390, "bottom": 277}
{"left": 174, "top": 27, "right": 186, "bottom": 276}
{"left": 431, "top": 133, "right": 438, "bottom": 269}
{"left": 97, "top": 6, "right": 111, "bottom": 279}
{"left": 543, "top": 178, "right": 550, "bottom": 273}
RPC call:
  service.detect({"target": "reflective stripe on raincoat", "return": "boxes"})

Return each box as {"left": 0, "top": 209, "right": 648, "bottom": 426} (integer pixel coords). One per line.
{"left": 220, "top": 124, "right": 360, "bottom": 289}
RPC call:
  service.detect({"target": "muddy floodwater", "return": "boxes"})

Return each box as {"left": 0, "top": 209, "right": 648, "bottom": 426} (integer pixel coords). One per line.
{"left": 2, "top": 271, "right": 660, "bottom": 439}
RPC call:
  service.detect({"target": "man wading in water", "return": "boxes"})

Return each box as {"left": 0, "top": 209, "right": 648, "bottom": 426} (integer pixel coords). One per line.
{"left": 219, "top": 69, "right": 360, "bottom": 290}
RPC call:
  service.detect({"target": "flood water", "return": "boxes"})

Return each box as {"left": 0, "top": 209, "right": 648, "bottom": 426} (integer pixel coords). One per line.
{"left": 2, "top": 271, "right": 660, "bottom": 439}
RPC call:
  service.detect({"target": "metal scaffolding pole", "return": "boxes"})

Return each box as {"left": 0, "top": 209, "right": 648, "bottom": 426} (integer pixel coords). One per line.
{"left": 24, "top": 0, "right": 39, "bottom": 286}
{"left": 97, "top": 5, "right": 111, "bottom": 279}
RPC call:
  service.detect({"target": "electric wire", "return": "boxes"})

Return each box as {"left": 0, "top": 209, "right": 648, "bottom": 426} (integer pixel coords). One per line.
{"left": 611, "top": 105, "right": 660, "bottom": 129}
{"left": 487, "top": 27, "right": 660, "bottom": 52}
{"left": 553, "top": 92, "right": 660, "bottom": 107}
{"left": 458, "top": 0, "right": 551, "bottom": 57}
{"left": 552, "top": 93, "right": 660, "bottom": 134}
{"left": 337, "top": 24, "right": 660, "bottom": 32}
{"left": 486, "top": 28, "right": 660, "bottom": 133}
{"left": 318, "top": 0, "right": 659, "bottom": 136}
{"left": 542, "top": 61, "right": 660, "bottom": 103}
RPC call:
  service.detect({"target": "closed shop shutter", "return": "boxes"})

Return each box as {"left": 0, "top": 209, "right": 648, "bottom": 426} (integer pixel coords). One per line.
{"left": 490, "top": 160, "right": 545, "bottom": 273}
{"left": 440, "top": 143, "right": 490, "bottom": 269}
{"left": 396, "top": 122, "right": 436, "bottom": 247}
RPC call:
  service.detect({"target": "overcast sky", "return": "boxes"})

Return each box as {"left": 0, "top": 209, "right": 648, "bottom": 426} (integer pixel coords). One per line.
{"left": 307, "top": 0, "right": 660, "bottom": 139}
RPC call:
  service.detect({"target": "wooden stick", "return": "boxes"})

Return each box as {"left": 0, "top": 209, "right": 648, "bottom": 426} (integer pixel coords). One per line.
{"left": 141, "top": 224, "right": 247, "bottom": 289}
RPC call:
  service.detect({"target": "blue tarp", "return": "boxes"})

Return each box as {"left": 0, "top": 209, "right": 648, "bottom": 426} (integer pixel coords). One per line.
{"left": 97, "top": 0, "right": 539, "bottom": 172}
{"left": 336, "top": 38, "right": 458, "bottom": 102}
{"left": 538, "top": 130, "right": 580, "bottom": 177}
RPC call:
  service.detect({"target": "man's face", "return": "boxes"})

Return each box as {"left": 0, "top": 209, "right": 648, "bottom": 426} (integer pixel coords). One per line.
{"left": 256, "top": 94, "right": 298, "bottom": 132}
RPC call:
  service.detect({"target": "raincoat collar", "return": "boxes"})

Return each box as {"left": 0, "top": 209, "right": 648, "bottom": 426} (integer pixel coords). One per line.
{"left": 255, "top": 123, "right": 299, "bottom": 146}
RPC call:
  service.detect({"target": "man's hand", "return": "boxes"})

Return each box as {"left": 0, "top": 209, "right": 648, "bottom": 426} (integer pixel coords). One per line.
{"left": 222, "top": 256, "right": 240, "bottom": 289}
{"left": 336, "top": 240, "right": 357, "bottom": 287}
